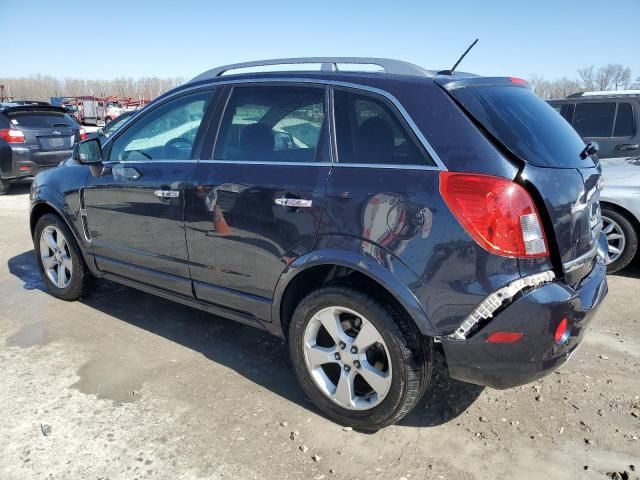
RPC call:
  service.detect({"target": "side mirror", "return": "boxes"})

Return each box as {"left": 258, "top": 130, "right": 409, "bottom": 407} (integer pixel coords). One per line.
{"left": 580, "top": 141, "right": 599, "bottom": 160}
{"left": 73, "top": 138, "right": 103, "bottom": 164}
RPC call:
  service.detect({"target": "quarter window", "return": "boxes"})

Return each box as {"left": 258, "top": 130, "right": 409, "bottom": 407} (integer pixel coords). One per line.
{"left": 573, "top": 102, "right": 615, "bottom": 138}
{"left": 613, "top": 103, "right": 635, "bottom": 137}
{"left": 214, "top": 86, "right": 326, "bottom": 163}
{"left": 109, "top": 91, "right": 212, "bottom": 161}
{"left": 333, "top": 89, "right": 432, "bottom": 166}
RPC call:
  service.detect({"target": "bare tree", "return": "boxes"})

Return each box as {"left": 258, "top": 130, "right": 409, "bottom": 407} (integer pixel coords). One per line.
{"left": 612, "top": 66, "right": 632, "bottom": 90}
{"left": 595, "top": 64, "right": 618, "bottom": 90}
{"left": 0, "top": 75, "right": 185, "bottom": 102}
{"left": 578, "top": 66, "right": 596, "bottom": 90}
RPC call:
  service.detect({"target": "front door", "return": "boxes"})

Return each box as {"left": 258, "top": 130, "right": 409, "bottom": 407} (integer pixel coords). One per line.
{"left": 84, "top": 89, "right": 215, "bottom": 296}
{"left": 186, "top": 84, "right": 331, "bottom": 320}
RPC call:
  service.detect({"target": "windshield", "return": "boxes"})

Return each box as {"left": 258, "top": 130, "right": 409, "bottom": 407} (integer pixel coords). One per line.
{"left": 448, "top": 85, "right": 591, "bottom": 168}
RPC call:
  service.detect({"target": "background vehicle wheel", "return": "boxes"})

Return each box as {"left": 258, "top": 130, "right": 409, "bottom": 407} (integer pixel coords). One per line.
{"left": 601, "top": 207, "right": 638, "bottom": 273}
{"left": 289, "top": 285, "right": 432, "bottom": 430}
{"left": 0, "top": 178, "right": 9, "bottom": 195}
{"left": 34, "top": 213, "right": 94, "bottom": 300}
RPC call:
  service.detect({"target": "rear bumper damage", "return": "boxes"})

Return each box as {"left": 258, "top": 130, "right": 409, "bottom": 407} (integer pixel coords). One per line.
{"left": 441, "top": 258, "right": 608, "bottom": 389}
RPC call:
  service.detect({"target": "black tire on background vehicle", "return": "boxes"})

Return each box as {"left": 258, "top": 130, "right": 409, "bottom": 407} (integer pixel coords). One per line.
{"left": 0, "top": 178, "right": 9, "bottom": 195}
{"left": 34, "top": 213, "right": 94, "bottom": 301}
{"left": 601, "top": 206, "right": 638, "bottom": 274}
{"left": 289, "top": 285, "right": 432, "bottom": 430}
{"left": 105, "top": 117, "right": 112, "bottom": 125}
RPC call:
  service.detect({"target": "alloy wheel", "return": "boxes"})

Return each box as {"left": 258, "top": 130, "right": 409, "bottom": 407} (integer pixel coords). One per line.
{"left": 39, "top": 225, "right": 73, "bottom": 288}
{"left": 602, "top": 215, "right": 626, "bottom": 264}
{"left": 303, "top": 306, "right": 392, "bottom": 410}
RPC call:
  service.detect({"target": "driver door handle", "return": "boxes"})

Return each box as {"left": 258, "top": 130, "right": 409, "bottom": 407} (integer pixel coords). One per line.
{"left": 154, "top": 190, "right": 180, "bottom": 198}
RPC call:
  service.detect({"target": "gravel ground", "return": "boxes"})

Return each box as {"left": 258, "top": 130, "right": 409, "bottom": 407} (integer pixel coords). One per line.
{"left": 0, "top": 183, "right": 638, "bottom": 480}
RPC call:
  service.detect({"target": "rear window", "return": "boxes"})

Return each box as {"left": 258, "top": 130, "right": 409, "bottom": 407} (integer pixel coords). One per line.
{"left": 613, "top": 103, "right": 635, "bottom": 137}
{"left": 573, "top": 102, "right": 615, "bottom": 137}
{"left": 7, "top": 111, "right": 76, "bottom": 129}
{"left": 449, "top": 85, "right": 590, "bottom": 168}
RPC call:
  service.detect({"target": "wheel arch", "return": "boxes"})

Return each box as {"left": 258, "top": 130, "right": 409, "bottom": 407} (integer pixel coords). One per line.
{"left": 600, "top": 200, "right": 640, "bottom": 235}
{"left": 272, "top": 249, "right": 436, "bottom": 339}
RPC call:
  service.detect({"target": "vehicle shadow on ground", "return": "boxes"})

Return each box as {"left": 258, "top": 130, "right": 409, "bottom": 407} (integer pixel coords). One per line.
{"left": 5, "top": 181, "right": 32, "bottom": 196}
{"left": 7, "top": 250, "right": 483, "bottom": 429}
{"left": 611, "top": 261, "right": 640, "bottom": 279}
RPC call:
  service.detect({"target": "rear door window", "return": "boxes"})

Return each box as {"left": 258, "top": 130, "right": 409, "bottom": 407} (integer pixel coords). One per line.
{"left": 7, "top": 112, "right": 76, "bottom": 129}
{"left": 613, "top": 103, "right": 635, "bottom": 137}
{"left": 447, "top": 84, "right": 590, "bottom": 168}
{"left": 214, "top": 85, "right": 327, "bottom": 163}
{"left": 573, "top": 102, "right": 616, "bottom": 137}
{"left": 333, "top": 89, "right": 433, "bottom": 166}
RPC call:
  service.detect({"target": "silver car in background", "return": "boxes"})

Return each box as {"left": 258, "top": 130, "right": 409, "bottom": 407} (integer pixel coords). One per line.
{"left": 599, "top": 156, "right": 640, "bottom": 272}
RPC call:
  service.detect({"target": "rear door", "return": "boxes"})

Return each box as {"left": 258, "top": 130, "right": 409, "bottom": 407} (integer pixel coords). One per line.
{"left": 185, "top": 83, "right": 330, "bottom": 321}
{"left": 440, "top": 79, "right": 603, "bottom": 284}
{"left": 7, "top": 108, "right": 80, "bottom": 166}
{"left": 84, "top": 89, "right": 216, "bottom": 296}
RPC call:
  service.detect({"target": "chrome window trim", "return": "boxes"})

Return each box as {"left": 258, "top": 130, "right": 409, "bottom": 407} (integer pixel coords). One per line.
{"left": 135, "top": 77, "right": 448, "bottom": 171}
{"left": 332, "top": 163, "right": 440, "bottom": 171}
{"left": 198, "top": 160, "right": 332, "bottom": 167}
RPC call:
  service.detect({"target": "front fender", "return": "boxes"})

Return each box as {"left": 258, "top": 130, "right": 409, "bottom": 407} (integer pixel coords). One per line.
{"left": 272, "top": 241, "right": 437, "bottom": 337}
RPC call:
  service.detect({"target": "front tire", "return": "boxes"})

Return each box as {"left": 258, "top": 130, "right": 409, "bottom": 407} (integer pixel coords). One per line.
{"left": 34, "top": 213, "right": 94, "bottom": 300}
{"left": 289, "top": 285, "right": 432, "bottom": 430}
{"left": 602, "top": 207, "right": 638, "bottom": 273}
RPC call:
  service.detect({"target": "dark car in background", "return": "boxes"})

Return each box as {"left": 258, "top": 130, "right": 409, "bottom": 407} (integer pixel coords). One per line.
{"left": 29, "top": 57, "right": 608, "bottom": 429}
{"left": 548, "top": 91, "right": 640, "bottom": 159}
{"left": 0, "top": 105, "right": 85, "bottom": 194}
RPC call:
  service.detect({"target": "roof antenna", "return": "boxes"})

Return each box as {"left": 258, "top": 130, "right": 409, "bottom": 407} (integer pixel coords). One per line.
{"left": 438, "top": 39, "right": 479, "bottom": 76}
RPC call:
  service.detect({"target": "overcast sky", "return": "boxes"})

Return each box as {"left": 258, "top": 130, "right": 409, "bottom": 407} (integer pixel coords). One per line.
{"left": 1, "top": 0, "right": 638, "bottom": 81}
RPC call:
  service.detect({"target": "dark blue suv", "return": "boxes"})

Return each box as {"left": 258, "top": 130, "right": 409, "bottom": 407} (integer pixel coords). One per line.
{"left": 29, "top": 58, "right": 608, "bottom": 430}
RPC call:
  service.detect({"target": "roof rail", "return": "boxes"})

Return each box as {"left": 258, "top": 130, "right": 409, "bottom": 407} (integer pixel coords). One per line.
{"left": 189, "top": 57, "right": 432, "bottom": 83}
{"left": 568, "top": 90, "right": 640, "bottom": 98}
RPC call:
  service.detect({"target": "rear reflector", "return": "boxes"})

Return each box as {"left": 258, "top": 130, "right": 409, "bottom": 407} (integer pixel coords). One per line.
{"left": 440, "top": 172, "right": 548, "bottom": 258}
{"left": 0, "top": 128, "right": 25, "bottom": 143}
{"left": 554, "top": 318, "right": 570, "bottom": 344}
{"left": 18, "top": 166, "right": 30, "bottom": 171}
{"left": 486, "top": 332, "right": 524, "bottom": 344}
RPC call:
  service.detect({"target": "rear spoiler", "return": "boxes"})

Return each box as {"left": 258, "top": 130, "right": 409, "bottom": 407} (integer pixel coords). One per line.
{"left": 0, "top": 105, "right": 67, "bottom": 115}
{"left": 434, "top": 76, "right": 530, "bottom": 91}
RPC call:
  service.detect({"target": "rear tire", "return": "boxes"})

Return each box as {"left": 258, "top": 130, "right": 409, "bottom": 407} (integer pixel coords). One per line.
{"left": 289, "top": 285, "right": 432, "bottom": 430}
{"left": 0, "top": 178, "right": 9, "bottom": 195}
{"left": 34, "top": 213, "right": 94, "bottom": 300}
{"left": 602, "top": 207, "right": 638, "bottom": 273}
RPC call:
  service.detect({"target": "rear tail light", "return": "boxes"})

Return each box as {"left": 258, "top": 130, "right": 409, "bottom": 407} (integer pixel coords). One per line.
{"left": 0, "top": 128, "right": 25, "bottom": 143}
{"left": 440, "top": 172, "right": 548, "bottom": 258}
{"left": 486, "top": 332, "right": 524, "bottom": 343}
{"left": 79, "top": 129, "right": 87, "bottom": 141}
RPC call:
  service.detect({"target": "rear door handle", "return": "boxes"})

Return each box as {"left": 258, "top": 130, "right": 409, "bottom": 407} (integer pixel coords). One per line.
{"left": 274, "top": 197, "right": 312, "bottom": 208}
{"left": 615, "top": 143, "right": 639, "bottom": 151}
{"left": 154, "top": 190, "right": 180, "bottom": 198}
